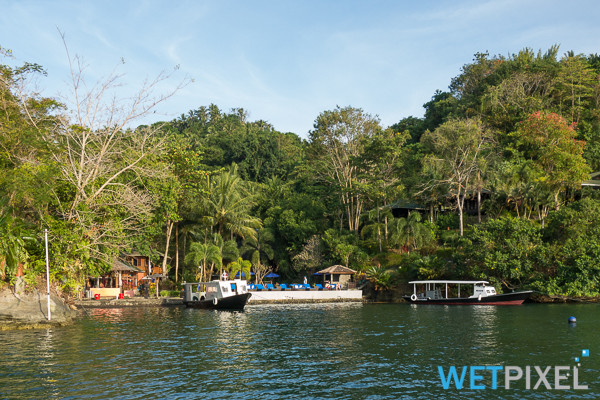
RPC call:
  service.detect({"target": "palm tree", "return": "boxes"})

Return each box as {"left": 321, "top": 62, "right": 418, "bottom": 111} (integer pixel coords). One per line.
{"left": 184, "top": 242, "right": 222, "bottom": 282}
{"left": 202, "top": 164, "right": 262, "bottom": 241}
{"left": 227, "top": 257, "right": 252, "bottom": 281}
{"left": 389, "top": 212, "right": 431, "bottom": 253}
{"left": 209, "top": 233, "right": 239, "bottom": 280}
{"left": 365, "top": 265, "right": 392, "bottom": 291}
{"left": 241, "top": 228, "right": 274, "bottom": 284}
{"left": 361, "top": 207, "right": 393, "bottom": 252}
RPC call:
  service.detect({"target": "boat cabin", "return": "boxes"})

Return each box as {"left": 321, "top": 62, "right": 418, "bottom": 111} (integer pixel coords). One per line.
{"left": 409, "top": 280, "right": 493, "bottom": 300}
{"left": 405, "top": 279, "right": 531, "bottom": 305}
{"left": 471, "top": 284, "right": 496, "bottom": 298}
{"left": 183, "top": 280, "right": 248, "bottom": 302}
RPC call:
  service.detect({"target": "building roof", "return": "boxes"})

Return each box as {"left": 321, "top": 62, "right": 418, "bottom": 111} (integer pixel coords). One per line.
{"left": 112, "top": 259, "right": 144, "bottom": 273}
{"left": 388, "top": 200, "right": 427, "bottom": 210}
{"left": 317, "top": 265, "right": 357, "bottom": 275}
{"left": 123, "top": 251, "right": 145, "bottom": 257}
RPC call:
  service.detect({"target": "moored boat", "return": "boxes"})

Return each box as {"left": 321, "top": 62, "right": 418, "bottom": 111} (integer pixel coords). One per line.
{"left": 183, "top": 280, "right": 252, "bottom": 310}
{"left": 403, "top": 280, "right": 532, "bottom": 305}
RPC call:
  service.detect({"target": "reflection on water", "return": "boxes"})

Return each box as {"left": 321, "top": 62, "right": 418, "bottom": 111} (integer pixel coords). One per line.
{"left": 0, "top": 303, "right": 599, "bottom": 399}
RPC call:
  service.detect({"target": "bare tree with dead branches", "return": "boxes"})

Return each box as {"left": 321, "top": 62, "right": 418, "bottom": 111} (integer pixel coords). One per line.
{"left": 49, "top": 32, "right": 189, "bottom": 261}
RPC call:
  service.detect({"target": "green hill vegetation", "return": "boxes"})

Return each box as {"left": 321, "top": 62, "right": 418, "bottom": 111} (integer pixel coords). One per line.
{"left": 2, "top": 45, "right": 600, "bottom": 297}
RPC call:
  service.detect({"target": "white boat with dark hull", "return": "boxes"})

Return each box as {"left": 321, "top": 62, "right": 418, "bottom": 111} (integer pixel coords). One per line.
{"left": 183, "top": 280, "right": 252, "bottom": 310}
{"left": 404, "top": 280, "right": 532, "bottom": 305}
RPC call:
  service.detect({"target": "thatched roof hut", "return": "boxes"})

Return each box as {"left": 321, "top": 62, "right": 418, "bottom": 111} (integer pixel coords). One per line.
{"left": 317, "top": 265, "right": 356, "bottom": 275}
{"left": 316, "top": 265, "right": 356, "bottom": 288}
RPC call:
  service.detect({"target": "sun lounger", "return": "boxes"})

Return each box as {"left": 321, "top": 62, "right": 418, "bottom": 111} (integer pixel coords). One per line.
{"left": 266, "top": 283, "right": 275, "bottom": 291}
{"left": 255, "top": 284, "right": 265, "bottom": 291}
{"left": 279, "top": 284, "right": 289, "bottom": 290}
{"left": 315, "top": 284, "right": 324, "bottom": 290}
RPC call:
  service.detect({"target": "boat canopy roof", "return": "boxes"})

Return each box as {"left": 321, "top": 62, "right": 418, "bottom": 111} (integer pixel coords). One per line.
{"left": 408, "top": 280, "right": 489, "bottom": 285}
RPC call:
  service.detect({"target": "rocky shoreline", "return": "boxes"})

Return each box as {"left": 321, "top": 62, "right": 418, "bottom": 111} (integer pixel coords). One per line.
{"left": 0, "top": 289, "right": 78, "bottom": 330}
{"left": 529, "top": 292, "right": 600, "bottom": 303}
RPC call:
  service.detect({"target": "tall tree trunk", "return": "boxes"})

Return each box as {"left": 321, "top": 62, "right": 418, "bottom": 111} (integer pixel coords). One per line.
{"left": 175, "top": 223, "right": 179, "bottom": 282}
{"left": 377, "top": 204, "right": 382, "bottom": 252}
{"left": 477, "top": 170, "right": 482, "bottom": 224}
{"left": 457, "top": 193, "right": 465, "bottom": 237}
{"left": 161, "top": 218, "right": 174, "bottom": 280}
{"left": 383, "top": 200, "right": 389, "bottom": 243}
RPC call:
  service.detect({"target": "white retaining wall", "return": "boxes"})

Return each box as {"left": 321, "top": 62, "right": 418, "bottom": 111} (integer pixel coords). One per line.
{"left": 247, "top": 289, "right": 363, "bottom": 303}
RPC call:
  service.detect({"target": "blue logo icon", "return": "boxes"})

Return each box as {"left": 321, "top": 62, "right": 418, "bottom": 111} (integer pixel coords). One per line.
{"left": 575, "top": 349, "right": 590, "bottom": 364}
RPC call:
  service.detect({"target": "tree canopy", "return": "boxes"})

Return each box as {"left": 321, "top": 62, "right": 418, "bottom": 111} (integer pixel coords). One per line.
{"left": 2, "top": 44, "right": 600, "bottom": 298}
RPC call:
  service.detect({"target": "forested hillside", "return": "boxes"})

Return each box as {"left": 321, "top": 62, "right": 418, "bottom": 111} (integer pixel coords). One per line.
{"left": 2, "top": 46, "right": 600, "bottom": 297}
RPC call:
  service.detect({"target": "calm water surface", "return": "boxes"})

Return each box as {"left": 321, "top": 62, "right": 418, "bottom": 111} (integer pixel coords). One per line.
{"left": 0, "top": 303, "right": 598, "bottom": 399}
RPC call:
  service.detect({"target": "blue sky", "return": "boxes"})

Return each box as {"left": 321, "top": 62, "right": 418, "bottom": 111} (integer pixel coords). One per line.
{"left": 1, "top": 0, "right": 599, "bottom": 137}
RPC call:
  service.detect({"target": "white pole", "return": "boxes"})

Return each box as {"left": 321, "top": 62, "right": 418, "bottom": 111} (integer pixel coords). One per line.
{"left": 45, "top": 229, "right": 51, "bottom": 321}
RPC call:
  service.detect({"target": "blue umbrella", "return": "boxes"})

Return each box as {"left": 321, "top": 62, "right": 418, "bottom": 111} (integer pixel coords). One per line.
{"left": 234, "top": 271, "right": 255, "bottom": 278}
{"left": 265, "top": 272, "right": 280, "bottom": 278}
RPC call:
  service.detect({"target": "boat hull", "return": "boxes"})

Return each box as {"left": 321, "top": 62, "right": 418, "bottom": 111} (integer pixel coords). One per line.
{"left": 185, "top": 293, "right": 252, "bottom": 310}
{"left": 403, "top": 290, "right": 533, "bottom": 305}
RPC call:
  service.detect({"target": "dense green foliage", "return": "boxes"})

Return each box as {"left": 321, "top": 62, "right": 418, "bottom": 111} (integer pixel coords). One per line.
{"left": 2, "top": 45, "right": 600, "bottom": 297}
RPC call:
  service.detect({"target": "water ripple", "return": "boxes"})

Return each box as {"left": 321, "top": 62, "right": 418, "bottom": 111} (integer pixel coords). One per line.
{"left": 1, "top": 303, "right": 599, "bottom": 399}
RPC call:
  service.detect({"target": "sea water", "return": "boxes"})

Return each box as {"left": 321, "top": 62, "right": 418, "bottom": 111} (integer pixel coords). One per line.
{"left": 0, "top": 303, "right": 598, "bottom": 399}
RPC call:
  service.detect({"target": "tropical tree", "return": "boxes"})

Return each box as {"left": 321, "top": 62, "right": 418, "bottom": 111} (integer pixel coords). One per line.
{"left": 361, "top": 207, "right": 393, "bottom": 252}
{"left": 184, "top": 242, "right": 221, "bottom": 282}
{"left": 308, "top": 106, "right": 382, "bottom": 232}
{"left": 241, "top": 228, "right": 274, "bottom": 284}
{"left": 291, "top": 235, "right": 324, "bottom": 275}
{"left": 322, "top": 229, "right": 358, "bottom": 268}
{"left": 210, "top": 233, "right": 239, "bottom": 280}
{"left": 365, "top": 265, "right": 392, "bottom": 291}
{"left": 359, "top": 129, "right": 408, "bottom": 241}
{"left": 554, "top": 53, "right": 596, "bottom": 125}
{"left": 420, "top": 118, "right": 493, "bottom": 235}
{"left": 459, "top": 217, "right": 547, "bottom": 290}
{"left": 0, "top": 49, "right": 61, "bottom": 222}
{"left": 202, "top": 164, "right": 262, "bottom": 240}
{"left": 227, "top": 257, "right": 252, "bottom": 281}
{"left": 0, "top": 213, "right": 31, "bottom": 282}
{"left": 511, "top": 111, "right": 590, "bottom": 211}
{"left": 388, "top": 212, "right": 432, "bottom": 253}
